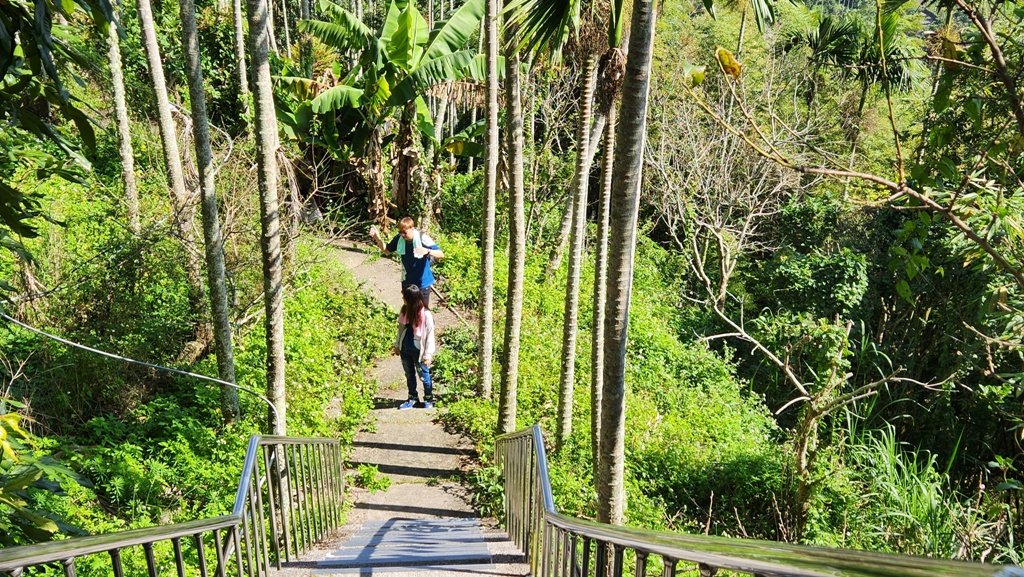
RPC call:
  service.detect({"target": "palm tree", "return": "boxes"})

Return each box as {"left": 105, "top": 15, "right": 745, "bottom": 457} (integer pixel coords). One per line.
{"left": 783, "top": 12, "right": 917, "bottom": 187}
{"left": 106, "top": 10, "right": 139, "bottom": 234}
{"left": 136, "top": 0, "right": 209, "bottom": 354}
{"left": 597, "top": 0, "right": 657, "bottom": 526}
{"left": 589, "top": 81, "right": 616, "bottom": 475}
{"left": 497, "top": 24, "right": 524, "bottom": 433}
{"left": 177, "top": 0, "right": 240, "bottom": 422}
{"left": 479, "top": 0, "right": 499, "bottom": 399}
{"left": 555, "top": 56, "right": 597, "bottom": 450}
{"left": 248, "top": 0, "right": 287, "bottom": 434}
{"left": 234, "top": 0, "right": 249, "bottom": 96}
{"left": 588, "top": 4, "right": 628, "bottom": 474}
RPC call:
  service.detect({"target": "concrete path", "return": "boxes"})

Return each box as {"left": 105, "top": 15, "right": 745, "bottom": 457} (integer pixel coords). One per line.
{"left": 278, "top": 241, "right": 527, "bottom": 577}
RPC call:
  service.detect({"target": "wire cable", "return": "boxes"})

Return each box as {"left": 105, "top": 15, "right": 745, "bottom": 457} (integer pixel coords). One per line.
{"left": 0, "top": 310, "right": 279, "bottom": 426}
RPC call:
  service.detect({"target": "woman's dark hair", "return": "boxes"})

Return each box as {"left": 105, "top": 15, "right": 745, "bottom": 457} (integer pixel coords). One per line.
{"left": 401, "top": 285, "right": 426, "bottom": 328}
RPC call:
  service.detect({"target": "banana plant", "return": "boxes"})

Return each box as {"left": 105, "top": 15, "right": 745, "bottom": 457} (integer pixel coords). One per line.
{"left": 277, "top": 0, "right": 490, "bottom": 223}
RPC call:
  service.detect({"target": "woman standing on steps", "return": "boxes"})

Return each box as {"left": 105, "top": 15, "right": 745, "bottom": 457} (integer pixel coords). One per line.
{"left": 394, "top": 285, "right": 436, "bottom": 409}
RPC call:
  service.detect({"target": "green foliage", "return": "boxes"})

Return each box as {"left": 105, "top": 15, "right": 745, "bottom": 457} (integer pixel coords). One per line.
{"left": 0, "top": 0, "right": 112, "bottom": 261}
{"left": 467, "top": 464, "right": 503, "bottom": 519}
{"left": 280, "top": 0, "right": 487, "bottom": 160}
{"left": 352, "top": 463, "right": 392, "bottom": 493}
{"left": 436, "top": 232, "right": 787, "bottom": 536}
{"left": 0, "top": 410, "right": 84, "bottom": 546}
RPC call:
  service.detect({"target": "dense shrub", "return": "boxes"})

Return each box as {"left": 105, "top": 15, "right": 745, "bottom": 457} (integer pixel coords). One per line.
{"left": 434, "top": 231, "right": 787, "bottom": 535}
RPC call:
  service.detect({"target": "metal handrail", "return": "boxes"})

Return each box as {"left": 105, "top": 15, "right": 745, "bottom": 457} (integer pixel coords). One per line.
{"left": 495, "top": 425, "right": 1021, "bottom": 577}
{"left": 0, "top": 435, "right": 345, "bottom": 577}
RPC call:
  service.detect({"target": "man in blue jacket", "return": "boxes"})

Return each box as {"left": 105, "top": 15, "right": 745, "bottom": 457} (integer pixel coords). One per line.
{"left": 370, "top": 217, "right": 444, "bottom": 307}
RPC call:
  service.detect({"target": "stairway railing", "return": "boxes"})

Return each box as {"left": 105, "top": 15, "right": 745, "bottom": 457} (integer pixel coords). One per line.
{"left": 496, "top": 425, "right": 1018, "bottom": 577}
{"left": 0, "top": 436, "right": 344, "bottom": 577}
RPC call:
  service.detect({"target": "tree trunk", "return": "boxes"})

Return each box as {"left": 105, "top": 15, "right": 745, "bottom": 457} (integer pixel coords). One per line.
{"left": 597, "top": 0, "right": 657, "bottom": 526}
{"left": 556, "top": 56, "right": 597, "bottom": 450}
{"left": 248, "top": 0, "right": 287, "bottom": 435}
{"left": 366, "top": 128, "right": 389, "bottom": 229}
{"left": 478, "top": 0, "right": 499, "bottom": 399}
{"left": 107, "top": 14, "right": 140, "bottom": 234}
{"left": 281, "top": 0, "right": 292, "bottom": 58}
{"left": 234, "top": 0, "right": 249, "bottom": 96}
{"left": 546, "top": 104, "right": 604, "bottom": 273}
{"left": 137, "top": 0, "right": 208, "bottom": 339}
{"left": 546, "top": 197, "right": 573, "bottom": 272}
{"left": 591, "top": 45, "right": 625, "bottom": 474}
{"left": 497, "top": 33, "right": 524, "bottom": 434}
{"left": 590, "top": 103, "right": 615, "bottom": 477}
{"left": 393, "top": 101, "right": 418, "bottom": 213}
{"left": 267, "top": 0, "right": 280, "bottom": 55}
{"left": 178, "top": 0, "right": 240, "bottom": 422}
{"left": 300, "top": 0, "right": 311, "bottom": 75}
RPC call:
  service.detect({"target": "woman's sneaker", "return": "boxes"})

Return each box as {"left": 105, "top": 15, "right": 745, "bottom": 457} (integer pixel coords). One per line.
{"left": 398, "top": 399, "right": 417, "bottom": 410}
{"left": 422, "top": 399, "right": 435, "bottom": 409}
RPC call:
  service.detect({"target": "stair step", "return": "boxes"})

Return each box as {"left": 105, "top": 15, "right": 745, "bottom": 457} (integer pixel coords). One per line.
{"left": 314, "top": 518, "right": 493, "bottom": 571}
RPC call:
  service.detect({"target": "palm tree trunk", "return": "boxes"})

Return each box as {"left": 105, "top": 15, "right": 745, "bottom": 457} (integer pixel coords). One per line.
{"left": 556, "top": 56, "right": 597, "bottom": 450}
{"left": 597, "top": 0, "right": 657, "bottom": 526}
{"left": 178, "top": 0, "right": 240, "bottom": 422}
{"left": 106, "top": 14, "right": 139, "bottom": 234}
{"left": 591, "top": 45, "right": 625, "bottom": 473}
{"left": 546, "top": 198, "right": 573, "bottom": 272}
{"left": 590, "top": 102, "right": 614, "bottom": 476}
{"left": 478, "top": 0, "right": 500, "bottom": 399}
{"left": 281, "top": 0, "right": 292, "bottom": 58}
{"left": 497, "top": 33, "right": 524, "bottom": 435}
{"left": 234, "top": 0, "right": 249, "bottom": 96}
{"left": 267, "top": 0, "right": 280, "bottom": 56}
{"left": 248, "top": 0, "right": 287, "bottom": 434}
{"left": 137, "top": 0, "right": 208, "bottom": 335}
{"left": 300, "top": 0, "right": 311, "bottom": 75}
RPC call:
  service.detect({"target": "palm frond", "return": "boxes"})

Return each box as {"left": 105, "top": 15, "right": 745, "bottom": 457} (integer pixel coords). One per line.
{"left": 387, "top": 49, "right": 476, "bottom": 106}
{"left": 504, "top": 0, "right": 580, "bottom": 60}
{"left": 809, "top": 16, "right": 860, "bottom": 68}
{"left": 275, "top": 75, "right": 320, "bottom": 100}
{"left": 311, "top": 84, "right": 365, "bottom": 113}
{"left": 299, "top": 18, "right": 373, "bottom": 53}
{"left": 749, "top": 0, "right": 778, "bottom": 34}
{"left": 422, "top": 0, "right": 485, "bottom": 63}
{"left": 385, "top": 2, "right": 428, "bottom": 70}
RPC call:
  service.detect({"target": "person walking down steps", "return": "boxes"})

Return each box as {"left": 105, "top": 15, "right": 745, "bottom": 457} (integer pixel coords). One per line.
{"left": 370, "top": 217, "right": 444, "bottom": 307}
{"left": 394, "top": 285, "right": 436, "bottom": 410}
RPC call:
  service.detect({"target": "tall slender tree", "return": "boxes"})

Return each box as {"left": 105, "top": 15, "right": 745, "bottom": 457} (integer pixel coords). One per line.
{"left": 590, "top": 1, "right": 627, "bottom": 480}
{"left": 556, "top": 56, "right": 596, "bottom": 450}
{"left": 590, "top": 101, "right": 614, "bottom": 473}
{"left": 177, "top": 0, "right": 240, "bottom": 421}
{"left": 136, "top": 0, "right": 208, "bottom": 346}
{"left": 281, "top": 0, "right": 292, "bottom": 58}
{"left": 234, "top": 0, "right": 249, "bottom": 96}
{"left": 598, "top": 0, "right": 657, "bottom": 526}
{"left": 248, "top": 0, "right": 287, "bottom": 434}
{"left": 497, "top": 26, "right": 525, "bottom": 434}
{"left": 478, "top": 0, "right": 499, "bottom": 399}
{"left": 106, "top": 11, "right": 139, "bottom": 234}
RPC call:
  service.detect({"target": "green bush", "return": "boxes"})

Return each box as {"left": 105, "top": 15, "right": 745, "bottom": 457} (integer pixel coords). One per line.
{"left": 433, "top": 231, "right": 787, "bottom": 536}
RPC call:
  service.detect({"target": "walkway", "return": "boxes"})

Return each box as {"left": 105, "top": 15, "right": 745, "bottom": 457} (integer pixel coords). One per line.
{"left": 279, "top": 240, "right": 527, "bottom": 577}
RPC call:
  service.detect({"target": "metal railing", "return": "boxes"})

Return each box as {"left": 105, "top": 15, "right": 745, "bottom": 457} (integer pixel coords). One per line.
{"left": 0, "top": 436, "right": 344, "bottom": 577}
{"left": 496, "top": 425, "right": 1020, "bottom": 577}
